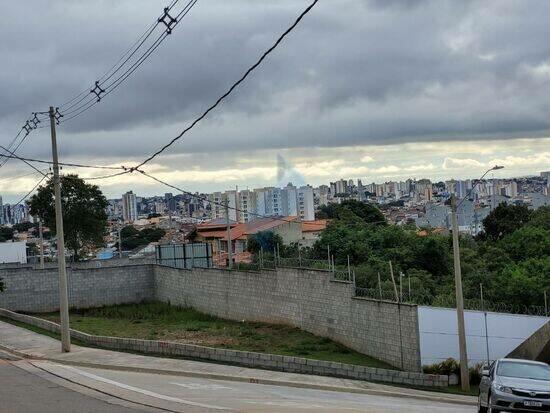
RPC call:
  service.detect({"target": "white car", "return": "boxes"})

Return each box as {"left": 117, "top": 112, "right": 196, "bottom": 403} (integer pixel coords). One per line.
{"left": 478, "top": 358, "right": 550, "bottom": 412}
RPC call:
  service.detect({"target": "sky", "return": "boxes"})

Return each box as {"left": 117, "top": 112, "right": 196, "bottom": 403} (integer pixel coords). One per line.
{"left": 1, "top": 0, "right": 550, "bottom": 202}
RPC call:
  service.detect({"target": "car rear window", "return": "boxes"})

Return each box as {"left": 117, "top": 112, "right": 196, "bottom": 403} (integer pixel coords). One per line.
{"left": 497, "top": 362, "right": 550, "bottom": 381}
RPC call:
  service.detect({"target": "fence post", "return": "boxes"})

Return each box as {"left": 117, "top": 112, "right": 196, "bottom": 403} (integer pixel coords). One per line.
{"left": 260, "top": 247, "right": 264, "bottom": 269}
{"left": 299, "top": 247, "right": 302, "bottom": 268}
{"left": 481, "top": 283, "right": 490, "bottom": 364}
{"left": 327, "top": 244, "right": 331, "bottom": 271}
{"left": 331, "top": 255, "right": 335, "bottom": 274}
{"left": 347, "top": 255, "right": 351, "bottom": 281}
{"left": 389, "top": 261, "right": 399, "bottom": 302}
{"left": 377, "top": 272, "right": 382, "bottom": 301}
{"left": 545, "top": 290, "right": 548, "bottom": 318}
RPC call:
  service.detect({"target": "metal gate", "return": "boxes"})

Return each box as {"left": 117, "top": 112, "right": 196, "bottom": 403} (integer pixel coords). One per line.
{"left": 155, "top": 243, "right": 213, "bottom": 269}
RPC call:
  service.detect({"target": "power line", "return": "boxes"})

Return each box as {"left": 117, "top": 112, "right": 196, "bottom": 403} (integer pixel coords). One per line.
{"left": 134, "top": 0, "right": 319, "bottom": 170}
{"left": 11, "top": 173, "right": 51, "bottom": 207}
{"left": 137, "top": 169, "right": 313, "bottom": 225}
{"left": 0, "top": 168, "right": 49, "bottom": 184}
{"left": 0, "top": 153, "right": 127, "bottom": 171}
{"left": 58, "top": 0, "right": 199, "bottom": 124}
{"left": 0, "top": 145, "right": 48, "bottom": 177}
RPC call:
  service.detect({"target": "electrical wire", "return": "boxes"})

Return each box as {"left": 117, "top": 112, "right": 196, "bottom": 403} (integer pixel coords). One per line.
{"left": 58, "top": 0, "right": 183, "bottom": 111}
{"left": 11, "top": 173, "right": 51, "bottom": 207}
{"left": 0, "top": 153, "right": 127, "bottom": 171}
{"left": 58, "top": 0, "right": 199, "bottom": 124}
{"left": 137, "top": 169, "right": 322, "bottom": 225}
{"left": 0, "top": 145, "right": 48, "bottom": 177}
{"left": 0, "top": 168, "right": 49, "bottom": 184}
{"left": 134, "top": 0, "right": 318, "bottom": 170}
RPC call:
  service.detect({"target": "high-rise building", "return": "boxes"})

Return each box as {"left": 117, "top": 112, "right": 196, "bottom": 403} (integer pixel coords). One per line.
{"left": 122, "top": 191, "right": 138, "bottom": 222}
{"left": 297, "top": 186, "right": 314, "bottom": 221}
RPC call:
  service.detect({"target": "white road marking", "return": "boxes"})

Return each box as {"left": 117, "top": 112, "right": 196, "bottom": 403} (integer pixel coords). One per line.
{"left": 57, "top": 365, "right": 232, "bottom": 411}
{"left": 171, "top": 382, "right": 232, "bottom": 390}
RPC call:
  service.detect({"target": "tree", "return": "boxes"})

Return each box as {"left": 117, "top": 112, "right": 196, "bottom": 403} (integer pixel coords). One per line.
{"left": 0, "top": 278, "right": 4, "bottom": 293}
{"left": 27, "top": 174, "right": 108, "bottom": 260}
{"left": 247, "top": 231, "right": 283, "bottom": 254}
{"left": 316, "top": 200, "right": 386, "bottom": 224}
{"left": 481, "top": 203, "right": 532, "bottom": 241}
{"left": 13, "top": 222, "right": 35, "bottom": 232}
{"left": 0, "top": 227, "right": 14, "bottom": 242}
{"left": 120, "top": 226, "right": 165, "bottom": 250}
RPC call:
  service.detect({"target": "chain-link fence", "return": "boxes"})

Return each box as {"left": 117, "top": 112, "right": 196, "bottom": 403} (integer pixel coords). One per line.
{"left": 354, "top": 287, "right": 548, "bottom": 316}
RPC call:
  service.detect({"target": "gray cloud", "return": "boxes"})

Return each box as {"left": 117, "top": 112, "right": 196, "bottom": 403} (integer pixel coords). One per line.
{"left": 1, "top": 0, "right": 550, "bottom": 166}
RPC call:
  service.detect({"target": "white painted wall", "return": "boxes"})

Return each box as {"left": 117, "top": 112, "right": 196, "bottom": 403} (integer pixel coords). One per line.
{"left": 0, "top": 241, "right": 27, "bottom": 264}
{"left": 418, "top": 306, "right": 549, "bottom": 367}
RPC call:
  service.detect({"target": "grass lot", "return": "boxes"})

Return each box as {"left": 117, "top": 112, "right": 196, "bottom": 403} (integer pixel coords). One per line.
{"left": 36, "top": 301, "right": 395, "bottom": 370}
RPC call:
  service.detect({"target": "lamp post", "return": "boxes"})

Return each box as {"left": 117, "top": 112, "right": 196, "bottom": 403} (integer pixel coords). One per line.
{"left": 452, "top": 165, "right": 503, "bottom": 391}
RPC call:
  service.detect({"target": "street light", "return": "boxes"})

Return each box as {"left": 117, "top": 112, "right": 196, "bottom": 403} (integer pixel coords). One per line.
{"left": 451, "top": 165, "right": 504, "bottom": 391}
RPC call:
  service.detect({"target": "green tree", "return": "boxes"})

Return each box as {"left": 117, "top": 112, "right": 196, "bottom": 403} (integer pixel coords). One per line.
{"left": 247, "top": 231, "right": 283, "bottom": 254}
{"left": 316, "top": 200, "right": 386, "bottom": 224}
{"left": 27, "top": 174, "right": 108, "bottom": 260}
{"left": 0, "top": 227, "right": 14, "bottom": 242}
{"left": 12, "top": 222, "right": 35, "bottom": 232}
{"left": 481, "top": 203, "right": 531, "bottom": 241}
{"left": 120, "top": 226, "right": 165, "bottom": 250}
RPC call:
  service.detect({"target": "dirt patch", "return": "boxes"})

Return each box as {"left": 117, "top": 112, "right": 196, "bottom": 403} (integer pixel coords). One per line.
{"left": 159, "top": 330, "right": 238, "bottom": 347}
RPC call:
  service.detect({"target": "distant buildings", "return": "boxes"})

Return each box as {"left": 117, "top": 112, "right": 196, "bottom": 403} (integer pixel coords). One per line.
{"left": 121, "top": 191, "right": 138, "bottom": 222}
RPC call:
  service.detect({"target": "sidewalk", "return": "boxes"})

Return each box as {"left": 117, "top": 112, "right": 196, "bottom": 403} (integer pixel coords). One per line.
{"left": 0, "top": 320, "right": 476, "bottom": 406}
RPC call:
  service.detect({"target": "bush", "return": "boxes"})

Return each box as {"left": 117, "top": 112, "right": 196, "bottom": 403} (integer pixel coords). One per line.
{"left": 423, "top": 358, "right": 483, "bottom": 385}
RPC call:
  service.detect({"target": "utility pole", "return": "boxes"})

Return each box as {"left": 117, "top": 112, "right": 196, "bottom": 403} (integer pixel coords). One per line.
{"left": 118, "top": 226, "right": 122, "bottom": 259}
{"left": 225, "top": 200, "right": 232, "bottom": 269}
{"left": 451, "top": 194, "right": 469, "bottom": 391}
{"left": 39, "top": 219, "right": 44, "bottom": 269}
{"left": 49, "top": 106, "right": 70, "bottom": 353}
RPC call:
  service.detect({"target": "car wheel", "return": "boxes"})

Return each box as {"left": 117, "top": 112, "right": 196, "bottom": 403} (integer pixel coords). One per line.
{"left": 478, "top": 393, "right": 488, "bottom": 413}
{"left": 488, "top": 394, "right": 500, "bottom": 413}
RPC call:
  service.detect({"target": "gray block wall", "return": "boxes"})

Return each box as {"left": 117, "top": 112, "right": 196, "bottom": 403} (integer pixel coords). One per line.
{"left": 0, "top": 264, "right": 155, "bottom": 312}
{"left": 154, "top": 266, "right": 421, "bottom": 372}
{"left": 0, "top": 263, "right": 421, "bottom": 371}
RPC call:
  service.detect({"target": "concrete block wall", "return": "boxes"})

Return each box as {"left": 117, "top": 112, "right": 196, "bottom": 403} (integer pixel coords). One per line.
{"left": 0, "top": 264, "right": 155, "bottom": 313}
{"left": 154, "top": 266, "right": 421, "bottom": 372}
{"left": 0, "top": 263, "right": 421, "bottom": 371}
{"left": 0, "top": 309, "right": 446, "bottom": 387}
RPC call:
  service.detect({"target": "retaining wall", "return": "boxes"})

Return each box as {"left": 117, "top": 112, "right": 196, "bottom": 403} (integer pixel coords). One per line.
{"left": 0, "top": 308, "right": 446, "bottom": 387}
{"left": 154, "top": 266, "right": 421, "bottom": 372}
{"left": 0, "top": 263, "right": 422, "bottom": 372}
{"left": 0, "top": 263, "right": 154, "bottom": 312}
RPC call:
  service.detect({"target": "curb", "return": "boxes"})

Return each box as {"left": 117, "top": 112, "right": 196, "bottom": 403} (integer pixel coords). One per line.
{"left": 0, "top": 341, "right": 476, "bottom": 406}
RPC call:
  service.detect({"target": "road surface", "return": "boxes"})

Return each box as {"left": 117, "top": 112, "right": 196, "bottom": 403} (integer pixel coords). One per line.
{"left": 0, "top": 351, "right": 475, "bottom": 412}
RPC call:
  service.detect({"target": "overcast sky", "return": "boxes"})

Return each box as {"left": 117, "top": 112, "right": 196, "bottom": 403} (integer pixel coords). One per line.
{"left": 1, "top": 0, "right": 550, "bottom": 202}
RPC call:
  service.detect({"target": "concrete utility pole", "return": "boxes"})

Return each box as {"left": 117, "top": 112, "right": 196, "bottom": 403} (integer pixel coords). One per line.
{"left": 39, "top": 219, "right": 44, "bottom": 269}
{"left": 450, "top": 165, "right": 503, "bottom": 391}
{"left": 49, "top": 106, "right": 70, "bottom": 353}
{"left": 118, "top": 226, "right": 122, "bottom": 259}
{"left": 451, "top": 194, "right": 468, "bottom": 391}
{"left": 225, "top": 200, "right": 232, "bottom": 269}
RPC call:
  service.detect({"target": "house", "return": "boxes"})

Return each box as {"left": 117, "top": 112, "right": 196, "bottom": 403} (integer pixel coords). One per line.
{"left": 196, "top": 216, "right": 301, "bottom": 264}
{"left": 300, "top": 219, "right": 328, "bottom": 247}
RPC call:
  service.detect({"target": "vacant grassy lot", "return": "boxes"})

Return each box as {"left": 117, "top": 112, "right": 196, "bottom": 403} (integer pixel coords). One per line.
{"left": 38, "top": 301, "right": 395, "bottom": 369}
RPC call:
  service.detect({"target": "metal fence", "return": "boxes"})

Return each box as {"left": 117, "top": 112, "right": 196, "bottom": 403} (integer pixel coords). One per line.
{"left": 354, "top": 287, "right": 548, "bottom": 316}
{"left": 155, "top": 243, "right": 213, "bottom": 269}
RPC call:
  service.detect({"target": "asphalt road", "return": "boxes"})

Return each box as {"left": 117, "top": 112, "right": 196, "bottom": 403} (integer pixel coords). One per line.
{"left": 0, "top": 351, "right": 476, "bottom": 413}
{"left": 0, "top": 351, "right": 159, "bottom": 413}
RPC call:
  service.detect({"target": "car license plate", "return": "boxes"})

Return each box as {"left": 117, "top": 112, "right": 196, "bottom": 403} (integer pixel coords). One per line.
{"left": 524, "top": 400, "right": 543, "bottom": 407}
